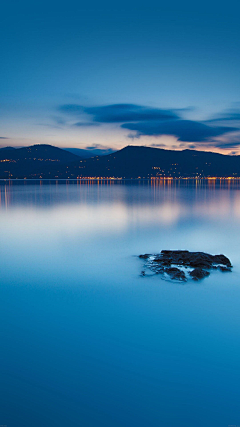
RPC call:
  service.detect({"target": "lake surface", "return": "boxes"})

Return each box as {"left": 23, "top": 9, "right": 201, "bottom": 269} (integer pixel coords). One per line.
{"left": 1, "top": 179, "right": 240, "bottom": 427}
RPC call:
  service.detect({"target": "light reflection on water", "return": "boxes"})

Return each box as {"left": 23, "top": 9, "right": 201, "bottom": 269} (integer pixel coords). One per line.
{"left": 1, "top": 180, "right": 240, "bottom": 427}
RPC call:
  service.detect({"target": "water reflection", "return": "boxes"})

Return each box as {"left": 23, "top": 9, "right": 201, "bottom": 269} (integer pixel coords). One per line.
{"left": 1, "top": 180, "right": 240, "bottom": 427}
{"left": 1, "top": 179, "right": 240, "bottom": 282}
{"left": 1, "top": 179, "right": 240, "bottom": 225}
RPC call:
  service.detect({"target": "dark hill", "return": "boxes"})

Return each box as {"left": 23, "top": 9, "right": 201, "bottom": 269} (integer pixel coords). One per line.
{"left": 0, "top": 144, "right": 79, "bottom": 162}
{"left": 48, "top": 145, "right": 240, "bottom": 179}
{"left": 0, "top": 144, "right": 80, "bottom": 179}
{"left": 0, "top": 144, "right": 240, "bottom": 179}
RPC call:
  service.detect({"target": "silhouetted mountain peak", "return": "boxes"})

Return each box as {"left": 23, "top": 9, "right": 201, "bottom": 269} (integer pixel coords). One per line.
{"left": 0, "top": 146, "right": 16, "bottom": 151}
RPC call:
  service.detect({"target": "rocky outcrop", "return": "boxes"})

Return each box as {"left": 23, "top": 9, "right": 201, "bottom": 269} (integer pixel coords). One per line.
{"left": 139, "top": 250, "right": 232, "bottom": 282}
{"left": 189, "top": 268, "right": 210, "bottom": 280}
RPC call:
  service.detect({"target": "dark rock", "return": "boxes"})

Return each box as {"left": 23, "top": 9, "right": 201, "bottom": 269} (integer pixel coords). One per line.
{"left": 139, "top": 250, "right": 232, "bottom": 282}
{"left": 189, "top": 259, "right": 212, "bottom": 269}
{"left": 160, "top": 250, "right": 231, "bottom": 269}
{"left": 189, "top": 268, "right": 210, "bottom": 280}
{"left": 213, "top": 254, "right": 232, "bottom": 267}
{"left": 155, "top": 269, "right": 164, "bottom": 275}
{"left": 161, "top": 260, "right": 172, "bottom": 267}
{"left": 165, "top": 267, "right": 186, "bottom": 281}
{"left": 218, "top": 266, "right": 232, "bottom": 272}
{"left": 139, "top": 254, "right": 150, "bottom": 259}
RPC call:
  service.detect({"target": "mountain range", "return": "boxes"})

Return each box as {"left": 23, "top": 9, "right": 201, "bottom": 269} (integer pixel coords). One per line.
{"left": 0, "top": 144, "right": 240, "bottom": 179}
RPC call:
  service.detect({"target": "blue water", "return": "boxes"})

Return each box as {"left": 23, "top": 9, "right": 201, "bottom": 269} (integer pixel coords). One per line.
{"left": 1, "top": 180, "right": 240, "bottom": 427}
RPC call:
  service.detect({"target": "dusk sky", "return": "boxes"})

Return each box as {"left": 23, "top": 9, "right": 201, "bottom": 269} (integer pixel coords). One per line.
{"left": 1, "top": 0, "right": 240, "bottom": 154}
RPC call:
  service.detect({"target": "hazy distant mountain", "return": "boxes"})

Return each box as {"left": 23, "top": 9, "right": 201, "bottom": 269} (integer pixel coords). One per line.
{"left": 64, "top": 147, "right": 115, "bottom": 158}
{"left": 0, "top": 144, "right": 240, "bottom": 179}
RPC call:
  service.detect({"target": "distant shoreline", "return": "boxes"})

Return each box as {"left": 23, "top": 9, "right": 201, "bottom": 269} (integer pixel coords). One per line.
{"left": 1, "top": 177, "right": 240, "bottom": 182}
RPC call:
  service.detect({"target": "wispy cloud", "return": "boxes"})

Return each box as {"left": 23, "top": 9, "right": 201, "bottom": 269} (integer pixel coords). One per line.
{"left": 207, "top": 107, "right": 240, "bottom": 124}
{"left": 209, "top": 141, "right": 240, "bottom": 149}
{"left": 74, "top": 122, "right": 100, "bottom": 127}
{"left": 85, "top": 144, "right": 106, "bottom": 150}
{"left": 59, "top": 104, "right": 84, "bottom": 114}
{"left": 149, "top": 143, "right": 167, "bottom": 148}
{"left": 84, "top": 144, "right": 114, "bottom": 153}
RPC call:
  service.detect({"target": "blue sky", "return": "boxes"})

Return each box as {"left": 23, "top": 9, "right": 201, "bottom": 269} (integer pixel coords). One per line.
{"left": 1, "top": 0, "right": 240, "bottom": 153}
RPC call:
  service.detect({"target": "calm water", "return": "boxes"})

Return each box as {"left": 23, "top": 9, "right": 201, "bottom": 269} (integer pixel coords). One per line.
{"left": 1, "top": 180, "right": 240, "bottom": 427}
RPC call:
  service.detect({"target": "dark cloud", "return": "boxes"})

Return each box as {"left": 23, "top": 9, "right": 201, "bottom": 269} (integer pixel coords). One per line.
{"left": 59, "top": 103, "right": 179, "bottom": 122}
{"left": 84, "top": 104, "right": 179, "bottom": 123}
{"left": 0, "top": 136, "right": 9, "bottom": 139}
{"left": 121, "top": 120, "right": 237, "bottom": 142}
{"left": 58, "top": 102, "right": 240, "bottom": 147}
